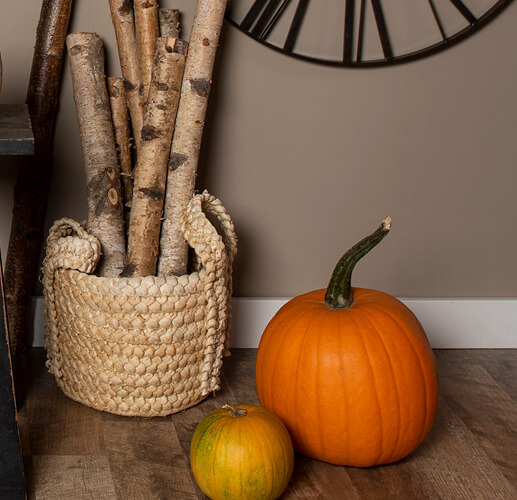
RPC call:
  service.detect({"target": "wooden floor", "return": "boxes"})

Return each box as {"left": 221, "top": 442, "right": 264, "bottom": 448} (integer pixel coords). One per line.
{"left": 14, "top": 348, "right": 517, "bottom": 499}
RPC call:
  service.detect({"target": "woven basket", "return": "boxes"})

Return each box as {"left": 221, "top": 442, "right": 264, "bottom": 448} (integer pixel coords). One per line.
{"left": 42, "top": 191, "right": 237, "bottom": 417}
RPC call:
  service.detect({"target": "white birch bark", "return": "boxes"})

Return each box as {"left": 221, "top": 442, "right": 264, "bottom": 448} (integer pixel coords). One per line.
{"left": 108, "top": 0, "right": 143, "bottom": 152}
{"left": 124, "top": 37, "right": 187, "bottom": 277}
{"left": 67, "top": 32, "right": 126, "bottom": 277}
{"left": 134, "top": 0, "right": 159, "bottom": 104}
{"left": 158, "top": 0, "right": 228, "bottom": 276}
{"left": 108, "top": 76, "right": 133, "bottom": 226}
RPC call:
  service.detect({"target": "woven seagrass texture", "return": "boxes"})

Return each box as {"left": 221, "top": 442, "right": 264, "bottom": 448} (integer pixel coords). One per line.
{"left": 42, "top": 191, "right": 237, "bottom": 417}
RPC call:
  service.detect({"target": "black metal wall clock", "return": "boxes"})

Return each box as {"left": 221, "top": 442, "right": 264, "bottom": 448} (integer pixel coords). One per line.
{"left": 226, "top": 0, "right": 514, "bottom": 66}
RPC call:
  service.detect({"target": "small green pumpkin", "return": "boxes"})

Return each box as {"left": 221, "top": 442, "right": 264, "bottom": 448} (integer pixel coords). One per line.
{"left": 190, "top": 404, "right": 294, "bottom": 500}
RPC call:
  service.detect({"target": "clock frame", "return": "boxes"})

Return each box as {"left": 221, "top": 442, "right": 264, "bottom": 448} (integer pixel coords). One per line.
{"left": 226, "top": 0, "right": 514, "bottom": 66}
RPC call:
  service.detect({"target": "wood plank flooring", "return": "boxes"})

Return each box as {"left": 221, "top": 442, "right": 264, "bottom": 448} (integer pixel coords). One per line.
{"left": 14, "top": 348, "right": 517, "bottom": 499}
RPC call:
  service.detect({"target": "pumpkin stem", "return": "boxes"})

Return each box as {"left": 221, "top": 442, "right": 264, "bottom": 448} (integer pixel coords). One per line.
{"left": 325, "top": 217, "right": 391, "bottom": 309}
{"left": 222, "top": 404, "right": 248, "bottom": 417}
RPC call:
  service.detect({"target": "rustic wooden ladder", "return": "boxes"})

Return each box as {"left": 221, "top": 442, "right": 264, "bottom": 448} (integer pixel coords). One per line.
{"left": 0, "top": 103, "right": 33, "bottom": 499}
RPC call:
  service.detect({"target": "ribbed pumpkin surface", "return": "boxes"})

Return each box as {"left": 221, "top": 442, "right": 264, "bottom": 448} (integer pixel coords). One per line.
{"left": 190, "top": 404, "right": 294, "bottom": 499}
{"left": 256, "top": 287, "right": 439, "bottom": 467}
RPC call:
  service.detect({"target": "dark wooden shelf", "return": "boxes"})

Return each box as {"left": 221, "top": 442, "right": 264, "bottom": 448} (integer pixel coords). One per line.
{"left": 0, "top": 104, "right": 34, "bottom": 155}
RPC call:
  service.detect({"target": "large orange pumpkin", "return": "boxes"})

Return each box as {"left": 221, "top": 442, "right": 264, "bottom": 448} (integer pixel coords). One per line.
{"left": 256, "top": 218, "right": 439, "bottom": 467}
{"left": 190, "top": 404, "right": 294, "bottom": 500}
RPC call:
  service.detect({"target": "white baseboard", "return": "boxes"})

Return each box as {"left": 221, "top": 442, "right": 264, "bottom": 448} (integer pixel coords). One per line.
{"left": 29, "top": 296, "right": 517, "bottom": 349}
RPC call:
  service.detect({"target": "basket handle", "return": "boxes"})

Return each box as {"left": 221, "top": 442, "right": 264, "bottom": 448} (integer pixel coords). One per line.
{"left": 44, "top": 217, "right": 102, "bottom": 275}
{"left": 181, "top": 191, "right": 237, "bottom": 361}
{"left": 181, "top": 190, "right": 237, "bottom": 271}
{"left": 42, "top": 218, "right": 102, "bottom": 378}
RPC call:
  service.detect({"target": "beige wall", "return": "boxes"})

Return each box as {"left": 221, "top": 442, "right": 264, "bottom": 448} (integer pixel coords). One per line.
{"left": 1, "top": 0, "right": 516, "bottom": 298}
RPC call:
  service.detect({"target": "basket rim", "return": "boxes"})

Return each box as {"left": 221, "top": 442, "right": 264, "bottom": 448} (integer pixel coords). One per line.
{"left": 52, "top": 265, "right": 212, "bottom": 290}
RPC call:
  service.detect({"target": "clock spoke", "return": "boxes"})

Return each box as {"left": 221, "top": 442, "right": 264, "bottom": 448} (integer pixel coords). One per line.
{"left": 356, "top": 0, "right": 367, "bottom": 62}
{"left": 260, "top": 0, "right": 292, "bottom": 39}
{"left": 449, "top": 0, "right": 477, "bottom": 25}
{"left": 370, "top": 0, "right": 393, "bottom": 61}
{"left": 283, "top": 0, "right": 309, "bottom": 53}
{"left": 428, "top": 0, "right": 447, "bottom": 41}
{"left": 343, "top": 0, "right": 355, "bottom": 63}
{"left": 240, "top": 0, "right": 269, "bottom": 32}
{"left": 244, "top": 0, "right": 294, "bottom": 39}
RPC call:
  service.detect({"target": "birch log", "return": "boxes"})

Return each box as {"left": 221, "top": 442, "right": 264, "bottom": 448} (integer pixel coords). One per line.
{"left": 159, "top": 8, "right": 181, "bottom": 38}
{"left": 67, "top": 33, "right": 126, "bottom": 277}
{"left": 108, "top": 0, "right": 143, "bottom": 151}
{"left": 124, "top": 37, "right": 187, "bottom": 277}
{"left": 134, "top": 0, "right": 159, "bottom": 104}
{"left": 158, "top": 0, "right": 228, "bottom": 276}
{"left": 108, "top": 76, "right": 133, "bottom": 224}
{"left": 5, "top": 0, "right": 72, "bottom": 354}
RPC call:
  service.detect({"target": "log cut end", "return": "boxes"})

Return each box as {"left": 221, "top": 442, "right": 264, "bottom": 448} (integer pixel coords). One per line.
{"left": 170, "top": 38, "right": 188, "bottom": 55}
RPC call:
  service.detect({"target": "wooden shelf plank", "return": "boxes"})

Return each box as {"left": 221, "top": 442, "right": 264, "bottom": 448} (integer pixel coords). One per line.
{"left": 0, "top": 104, "right": 34, "bottom": 155}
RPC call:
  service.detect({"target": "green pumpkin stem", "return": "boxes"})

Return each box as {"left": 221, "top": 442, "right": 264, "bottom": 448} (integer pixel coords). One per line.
{"left": 325, "top": 217, "right": 392, "bottom": 309}
{"left": 222, "top": 405, "right": 248, "bottom": 417}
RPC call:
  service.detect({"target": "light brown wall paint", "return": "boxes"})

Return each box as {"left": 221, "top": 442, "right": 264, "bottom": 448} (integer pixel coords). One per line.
{"left": 0, "top": 0, "right": 516, "bottom": 298}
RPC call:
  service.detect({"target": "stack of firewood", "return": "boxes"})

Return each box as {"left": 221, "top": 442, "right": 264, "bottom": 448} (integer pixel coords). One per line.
{"left": 66, "top": 0, "right": 227, "bottom": 278}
